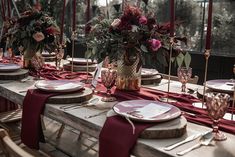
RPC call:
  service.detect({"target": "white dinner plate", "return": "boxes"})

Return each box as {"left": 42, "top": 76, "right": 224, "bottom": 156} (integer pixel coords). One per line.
{"left": 35, "top": 80, "right": 84, "bottom": 93}
{"left": 0, "top": 63, "right": 21, "bottom": 72}
{"left": 67, "top": 58, "right": 97, "bottom": 65}
{"left": 113, "top": 100, "right": 181, "bottom": 122}
{"left": 206, "top": 79, "right": 234, "bottom": 93}
{"left": 141, "top": 68, "right": 158, "bottom": 78}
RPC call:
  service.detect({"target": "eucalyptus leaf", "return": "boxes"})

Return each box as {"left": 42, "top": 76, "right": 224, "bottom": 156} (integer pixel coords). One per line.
{"left": 176, "top": 53, "right": 184, "bottom": 67}
{"left": 140, "top": 45, "right": 148, "bottom": 53}
{"left": 184, "top": 52, "right": 191, "bottom": 68}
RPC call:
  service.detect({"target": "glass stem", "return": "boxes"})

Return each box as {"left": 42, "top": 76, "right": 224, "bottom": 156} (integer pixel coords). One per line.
{"left": 181, "top": 83, "right": 186, "bottom": 92}
{"left": 107, "top": 88, "right": 111, "bottom": 97}
{"left": 212, "top": 119, "right": 219, "bottom": 133}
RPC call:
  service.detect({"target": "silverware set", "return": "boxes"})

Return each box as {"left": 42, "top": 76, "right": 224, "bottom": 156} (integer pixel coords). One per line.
{"left": 164, "top": 131, "right": 214, "bottom": 155}
{"left": 60, "top": 98, "right": 99, "bottom": 110}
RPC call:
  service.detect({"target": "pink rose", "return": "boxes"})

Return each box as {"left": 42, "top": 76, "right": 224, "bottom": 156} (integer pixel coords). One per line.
{"left": 149, "top": 39, "right": 162, "bottom": 51}
{"left": 139, "top": 16, "right": 147, "bottom": 25}
{"left": 32, "top": 32, "right": 45, "bottom": 42}
{"left": 111, "top": 19, "right": 121, "bottom": 28}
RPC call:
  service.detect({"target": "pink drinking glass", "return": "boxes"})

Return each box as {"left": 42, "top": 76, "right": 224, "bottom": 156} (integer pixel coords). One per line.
{"left": 177, "top": 67, "right": 192, "bottom": 92}
{"left": 205, "top": 92, "right": 230, "bottom": 141}
{"left": 101, "top": 68, "right": 117, "bottom": 102}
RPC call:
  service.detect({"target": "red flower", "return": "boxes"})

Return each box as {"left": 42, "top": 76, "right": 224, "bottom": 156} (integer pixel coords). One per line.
{"left": 45, "top": 26, "right": 60, "bottom": 35}
{"left": 33, "top": 32, "right": 45, "bottom": 42}
{"left": 139, "top": 16, "right": 147, "bottom": 25}
{"left": 149, "top": 39, "right": 162, "bottom": 51}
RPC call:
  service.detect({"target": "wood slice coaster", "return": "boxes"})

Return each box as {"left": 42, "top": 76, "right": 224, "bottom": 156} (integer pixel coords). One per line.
{"left": 47, "top": 87, "right": 93, "bottom": 104}
{"left": 42, "top": 56, "right": 56, "bottom": 62}
{"left": 107, "top": 110, "right": 187, "bottom": 139}
{"left": 63, "top": 63, "right": 96, "bottom": 72}
{"left": 141, "top": 75, "right": 162, "bottom": 85}
{"left": 0, "top": 69, "right": 28, "bottom": 80}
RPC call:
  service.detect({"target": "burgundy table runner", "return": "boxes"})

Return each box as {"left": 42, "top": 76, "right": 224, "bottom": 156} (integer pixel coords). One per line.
{"left": 0, "top": 96, "right": 18, "bottom": 112}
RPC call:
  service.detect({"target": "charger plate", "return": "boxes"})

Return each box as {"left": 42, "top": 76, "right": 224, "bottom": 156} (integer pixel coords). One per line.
{"left": 0, "top": 63, "right": 21, "bottom": 72}
{"left": 141, "top": 68, "right": 158, "bottom": 78}
{"left": 113, "top": 100, "right": 181, "bottom": 122}
{"left": 67, "top": 58, "right": 97, "bottom": 65}
{"left": 206, "top": 79, "right": 234, "bottom": 93}
{"left": 35, "top": 80, "right": 84, "bottom": 93}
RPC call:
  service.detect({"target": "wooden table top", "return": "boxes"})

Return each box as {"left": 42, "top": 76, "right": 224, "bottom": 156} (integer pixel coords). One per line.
{"left": 0, "top": 78, "right": 234, "bottom": 157}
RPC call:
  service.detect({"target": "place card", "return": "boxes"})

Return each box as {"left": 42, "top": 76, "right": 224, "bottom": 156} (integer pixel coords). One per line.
{"left": 91, "top": 61, "right": 103, "bottom": 89}
{"left": 135, "top": 103, "right": 172, "bottom": 118}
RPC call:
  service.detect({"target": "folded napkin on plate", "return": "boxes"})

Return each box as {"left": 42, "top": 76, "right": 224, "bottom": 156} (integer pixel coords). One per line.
{"left": 21, "top": 88, "right": 84, "bottom": 149}
{"left": 99, "top": 115, "right": 155, "bottom": 157}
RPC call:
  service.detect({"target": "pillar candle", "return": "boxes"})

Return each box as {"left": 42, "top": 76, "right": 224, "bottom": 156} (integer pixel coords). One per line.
{"left": 73, "top": 0, "right": 76, "bottom": 31}
{"left": 170, "top": 0, "right": 175, "bottom": 37}
{"left": 1, "top": 0, "right": 6, "bottom": 21}
{"left": 7, "top": 0, "right": 11, "bottom": 18}
{"left": 205, "top": 0, "right": 213, "bottom": 50}
{"left": 86, "top": 0, "right": 90, "bottom": 22}
{"left": 60, "top": 0, "right": 66, "bottom": 44}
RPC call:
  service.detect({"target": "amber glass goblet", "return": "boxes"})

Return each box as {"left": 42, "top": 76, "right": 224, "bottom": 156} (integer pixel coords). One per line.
{"left": 177, "top": 67, "right": 192, "bottom": 92}
{"left": 101, "top": 68, "right": 117, "bottom": 102}
{"left": 205, "top": 92, "right": 230, "bottom": 141}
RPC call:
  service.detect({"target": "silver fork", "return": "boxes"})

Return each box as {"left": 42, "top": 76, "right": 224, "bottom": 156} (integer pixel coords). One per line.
{"left": 85, "top": 110, "right": 108, "bottom": 119}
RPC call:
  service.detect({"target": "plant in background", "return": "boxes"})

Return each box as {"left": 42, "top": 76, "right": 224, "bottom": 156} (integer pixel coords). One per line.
{"left": 85, "top": 5, "right": 191, "bottom": 72}
{"left": 5, "top": 6, "right": 60, "bottom": 59}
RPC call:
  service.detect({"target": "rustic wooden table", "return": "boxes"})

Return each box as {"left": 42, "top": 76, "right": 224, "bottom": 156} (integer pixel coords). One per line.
{"left": 0, "top": 78, "right": 234, "bottom": 157}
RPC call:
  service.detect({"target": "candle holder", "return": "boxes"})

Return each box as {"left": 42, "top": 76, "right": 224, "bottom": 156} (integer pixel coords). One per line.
{"left": 71, "top": 31, "right": 77, "bottom": 72}
{"left": 231, "top": 65, "right": 235, "bottom": 120}
{"left": 202, "top": 49, "right": 211, "bottom": 108}
{"left": 159, "top": 37, "right": 176, "bottom": 103}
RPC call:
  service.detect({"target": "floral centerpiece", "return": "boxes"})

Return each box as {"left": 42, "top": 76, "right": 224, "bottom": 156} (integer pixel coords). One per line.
{"left": 86, "top": 5, "right": 190, "bottom": 90}
{"left": 5, "top": 6, "right": 60, "bottom": 67}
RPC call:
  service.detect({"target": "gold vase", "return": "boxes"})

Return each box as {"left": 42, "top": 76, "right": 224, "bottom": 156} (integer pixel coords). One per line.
{"left": 23, "top": 51, "right": 44, "bottom": 69}
{"left": 116, "top": 53, "right": 142, "bottom": 91}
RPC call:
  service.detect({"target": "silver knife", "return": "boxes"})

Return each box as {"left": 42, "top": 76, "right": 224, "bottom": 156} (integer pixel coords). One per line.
{"left": 164, "top": 133, "right": 201, "bottom": 151}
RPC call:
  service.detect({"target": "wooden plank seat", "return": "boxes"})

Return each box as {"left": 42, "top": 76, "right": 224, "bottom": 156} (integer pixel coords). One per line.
{"left": 0, "top": 109, "right": 22, "bottom": 123}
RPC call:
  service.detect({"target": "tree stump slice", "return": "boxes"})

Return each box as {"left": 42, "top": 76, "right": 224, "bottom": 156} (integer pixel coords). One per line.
{"left": 47, "top": 87, "right": 93, "bottom": 104}
{"left": 107, "top": 110, "right": 187, "bottom": 139}
{"left": 42, "top": 56, "right": 56, "bottom": 62}
{"left": 63, "top": 63, "right": 96, "bottom": 72}
{"left": 0, "top": 69, "right": 28, "bottom": 80}
{"left": 141, "top": 75, "right": 162, "bottom": 85}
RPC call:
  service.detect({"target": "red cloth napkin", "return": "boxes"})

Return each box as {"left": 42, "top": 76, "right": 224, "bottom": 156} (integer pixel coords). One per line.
{"left": 99, "top": 115, "right": 154, "bottom": 157}
{"left": 21, "top": 87, "right": 85, "bottom": 149}
{"left": 21, "top": 89, "right": 59, "bottom": 149}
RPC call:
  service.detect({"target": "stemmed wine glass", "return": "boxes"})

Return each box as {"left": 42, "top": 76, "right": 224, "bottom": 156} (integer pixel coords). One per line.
{"left": 56, "top": 48, "right": 64, "bottom": 70}
{"left": 177, "top": 67, "right": 192, "bottom": 93}
{"left": 101, "top": 68, "right": 117, "bottom": 102}
{"left": 205, "top": 92, "right": 230, "bottom": 141}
